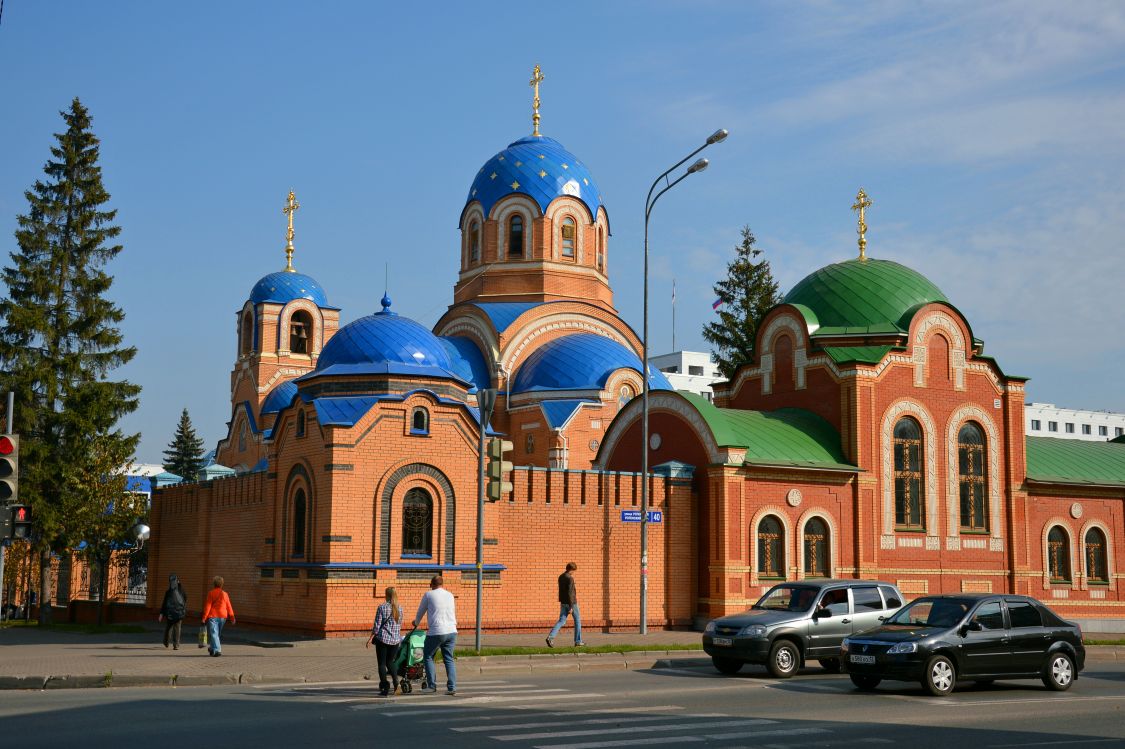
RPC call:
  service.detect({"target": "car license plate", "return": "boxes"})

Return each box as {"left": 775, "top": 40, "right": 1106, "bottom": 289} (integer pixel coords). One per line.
{"left": 850, "top": 654, "right": 875, "bottom": 664}
{"left": 712, "top": 637, "right": 733, "bottom": 646}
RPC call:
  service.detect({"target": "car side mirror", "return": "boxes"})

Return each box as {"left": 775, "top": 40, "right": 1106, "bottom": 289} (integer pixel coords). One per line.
{"left": 817, "top": 607, "right": 831, "bottom": 619}
{"left": 960, "top": 621, "right": 982, "bottom": 636}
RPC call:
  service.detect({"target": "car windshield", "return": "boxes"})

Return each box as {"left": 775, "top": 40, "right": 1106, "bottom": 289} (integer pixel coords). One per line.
{"left": 754, "top": 585, "right": 819, "bottom": 612}
{"left": 886, "top": 598, "right": 972, "bottom": 628}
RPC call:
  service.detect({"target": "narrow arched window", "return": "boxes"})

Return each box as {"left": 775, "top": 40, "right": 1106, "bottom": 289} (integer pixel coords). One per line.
{"left": 241, "top": 312, "right": 253, "bottom": 355}
{"left": 296, "top": 410, "right": 306, "bottom": 438}
{"left": 411, "top": 407, "right": 429, "bottom": 434}
{"left": 1085, "top": 527, "right": 1108, "bottom": 583}
{"left": 509, "top": 215, "right": 524, "bottom": 258}
{"left": 1048, "top": 526, "right": 1071, "bottom": 583}
{"left": 958, "top": 422, "right": 987, "bottom": 532}
{"left": 597, "top": 227, "right": 606, "bottom": 270}
{"left": 290, "top": 310, "right": 312, "bottom": 354}
{"left": 525, "top": 434, "right": 535, "bottom": 454}
{"left": 561, "top": 217, "right": 576, "bottom": 258}
{"left": 402, "top": 488, "right": 433, "bottom": 557}
{"left": 757, "top": 515, "right": 785, "bottom": 579}
{"left": 893, "top": 417, "right": 925, "bottom": 530}
{"left": 470, "top": 220, "right": 481, "bottom": 263}
{"left": 804, "top": 518, "right": 829, "bottom": 578}
{"left": 238, "top": 419, "right": 248, "bottom": 452}
{"left": 292, "top": 489, "right": 307, "bottom": 556}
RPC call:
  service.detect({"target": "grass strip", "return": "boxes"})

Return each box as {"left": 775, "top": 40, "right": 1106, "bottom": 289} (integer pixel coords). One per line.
{"left": 1085, "top": 638, "right": 1125, "bottom": 646}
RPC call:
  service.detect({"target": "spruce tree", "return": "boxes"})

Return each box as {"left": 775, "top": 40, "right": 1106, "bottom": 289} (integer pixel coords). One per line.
{"left": 702, "top": 226, "right": 783, "bottom": 379}
{"left": 0, "top": 98, "right": 140, "bottom": 623}
{"left": 163, "top": 408, "right": 205, "bottom": 480}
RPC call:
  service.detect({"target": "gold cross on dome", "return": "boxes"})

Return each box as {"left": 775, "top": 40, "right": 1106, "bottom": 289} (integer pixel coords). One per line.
{"left": 529, "top": 64, "right": 544, "bottom": 137}
{"left": 851, "top": 188, "right": 873, "bottom": 261}
{"left": 283, "top": 190, "right": 301, "bottom": 272}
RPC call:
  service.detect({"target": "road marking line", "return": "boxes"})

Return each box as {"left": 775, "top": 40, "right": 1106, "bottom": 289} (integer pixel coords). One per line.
{"left": 932, "top": 696, "right": 1125, "bottom": 707}
{"left": 703, "top": 727, "right": 831, "bottom": 742}
{"left": 989, "top": 740, "right": 1124, "bottom": 747}
{"left": 452, "top": 692, "right": 606, "bottom": 705}
{"left": 495, "top": 718, "right": 776, "bottom": 742}
{"left": 454, "top": 714, "right": 729, "bottom": 733}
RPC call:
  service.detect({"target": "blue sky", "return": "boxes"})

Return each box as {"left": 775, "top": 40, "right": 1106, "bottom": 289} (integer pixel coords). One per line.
{"left": 2, "top": 1, "right": 1123, "bottom": 463}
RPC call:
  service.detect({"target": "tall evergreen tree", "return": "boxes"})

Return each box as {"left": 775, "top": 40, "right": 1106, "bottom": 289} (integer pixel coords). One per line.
{"left": 0, "top": 98, "right": 140, "bottom": 623}
{"left": 702, "top": 226, "right": 783, "bottom": 379}
{"left": 163, "top": 408, "right": 205, "bottom": 480}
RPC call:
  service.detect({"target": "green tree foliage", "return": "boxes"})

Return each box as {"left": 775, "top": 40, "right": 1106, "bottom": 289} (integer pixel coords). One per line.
{"left": 702, "top": 226, "right": 782, "bottom": 379}
{"left": 163, "top": 408, "right": 205, "bottom": 480}
{"left": 0, "top": 98, "right": 140, "bottom": 623}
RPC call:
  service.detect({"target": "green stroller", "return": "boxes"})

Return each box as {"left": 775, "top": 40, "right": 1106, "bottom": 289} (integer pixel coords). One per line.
{"left": 392, "top": 627, "right": 427, "bottom": 693}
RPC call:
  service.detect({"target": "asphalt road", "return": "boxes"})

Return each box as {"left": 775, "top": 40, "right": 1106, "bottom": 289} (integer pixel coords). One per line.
{"left": 3, "top": 660, "right": 1124, "bottom": 748}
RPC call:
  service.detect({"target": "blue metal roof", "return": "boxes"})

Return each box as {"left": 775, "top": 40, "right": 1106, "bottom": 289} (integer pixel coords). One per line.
{"left": 260, "top": 379, "right": 299, "bottom": 415}
{"left": 471, "top": 302, "right": 547, "bottom": 333}
{"left": 540, "top": 399, "right": 595, "bottom": 430}
{"left": 466, "top": 136, "right": 602, "bottom": 220}
{"left": 249, "top": 271, "right": 331, "bottom": 307}
{"left": 313, "top": 396, "right": 383, "bottom": 427}
{"left": 511, "top": 333, "right": 674, "bottom": 394}
{"left": 125, "top": 475, "right": 151, "bottom": 493}
{"left": 439, "top": 336, "right": 491, "bottom": 392}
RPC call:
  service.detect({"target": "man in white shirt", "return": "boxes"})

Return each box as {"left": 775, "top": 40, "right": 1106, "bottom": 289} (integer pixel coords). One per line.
{"left": 413, "top": 574, "right": 458, "bottom": 695}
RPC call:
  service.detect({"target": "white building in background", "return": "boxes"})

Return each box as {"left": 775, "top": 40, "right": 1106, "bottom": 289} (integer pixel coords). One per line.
{"left": 649, "top": 351, "right": 725, "bottom": 401}
{"left": 1025, "top": 403, "right": 1125, "bottom": 441}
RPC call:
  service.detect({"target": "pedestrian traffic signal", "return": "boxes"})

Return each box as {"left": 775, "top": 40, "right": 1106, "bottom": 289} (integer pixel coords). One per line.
{"left": 486, "top": 438, "right": 513, "bottom": 501}
{"left": 11, "top": 505, "right": 30, "bottom": 539}
{"left": 0, "top": 434, "right": 17, "bottom": 504}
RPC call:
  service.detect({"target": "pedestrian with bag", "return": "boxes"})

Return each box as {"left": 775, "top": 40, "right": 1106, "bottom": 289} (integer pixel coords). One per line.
{"left": 366, "top": 586, "right": 404, "bottom": 697}
{"left": 200, "top": 576, "right": 235, "bottom": 657}
{"left": 412, "top": 575, "right": 458, "bottom": 696}
{"left": 546, "top": 562, "right": 585, "bottom": 647}
{"left": 158, "top": 574, "right": 188, "bottom": 650}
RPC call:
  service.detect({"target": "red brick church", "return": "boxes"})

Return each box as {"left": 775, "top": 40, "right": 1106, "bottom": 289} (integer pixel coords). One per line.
{"left": 148, "top": 80, "right": 1125, "bottom": 635}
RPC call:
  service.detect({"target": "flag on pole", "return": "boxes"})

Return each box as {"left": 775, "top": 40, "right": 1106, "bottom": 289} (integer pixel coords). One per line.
{"left": 712, "top": 297, "right": 723, "bottom": 311}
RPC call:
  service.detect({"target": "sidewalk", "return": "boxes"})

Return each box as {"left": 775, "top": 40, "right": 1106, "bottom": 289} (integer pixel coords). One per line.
{"left": 0, "top": 624, "right": 1119, "bottom": 690}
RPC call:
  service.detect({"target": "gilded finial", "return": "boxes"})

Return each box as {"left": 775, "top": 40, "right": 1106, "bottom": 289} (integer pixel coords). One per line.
{"left": 282, "top": 190, "right": 300, "bottom": 272}
{"left": 529, "top": 64, "right": 544, "bottom": 137}
{"left": 851, "top": 188, "right": 873, "bottom": 261}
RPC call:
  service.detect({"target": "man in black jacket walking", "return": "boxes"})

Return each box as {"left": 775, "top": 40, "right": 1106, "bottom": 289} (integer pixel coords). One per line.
{"left": 159, "top": 574, "right": 187, "bottom": 650}
{"left": 546, "top": 562, "right": 584, "bottom": 647}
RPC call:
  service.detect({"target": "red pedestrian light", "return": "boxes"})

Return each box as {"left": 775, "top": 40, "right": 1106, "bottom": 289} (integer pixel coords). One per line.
{"left": 15, "top": 507, "right": 26, "bottom": 521}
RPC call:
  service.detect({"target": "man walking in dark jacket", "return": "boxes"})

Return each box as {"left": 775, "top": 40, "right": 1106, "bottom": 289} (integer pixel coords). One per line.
{"left": 546, "top": 562, "right": 584, "bottom": 647}
{"left": 159, "top": 574, "right": 187, "bottom": 650}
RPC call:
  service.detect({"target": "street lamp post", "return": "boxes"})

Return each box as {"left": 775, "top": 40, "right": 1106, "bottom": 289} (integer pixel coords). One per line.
{"left": 640, "top": 129, "right": 727, "bottom": 635}
{"left": 476, "top": 387, "right": 499, "bottom": 652}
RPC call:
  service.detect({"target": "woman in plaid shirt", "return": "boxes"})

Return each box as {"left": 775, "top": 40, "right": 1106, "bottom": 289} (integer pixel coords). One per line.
{"left": 366, "top": 586, "right": 404, "bottom": 696}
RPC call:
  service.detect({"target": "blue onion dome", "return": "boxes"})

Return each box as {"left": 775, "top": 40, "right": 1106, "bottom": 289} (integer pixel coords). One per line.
{"left": 466, "top": 136, "right": 602, "bottom": 220}
{"left": 511, "top": 334, "right": 673, "bottom": 394}
{"left": 260, "top": 379, "right": 299, "bottom": 415}
{"left": 249, "top": 271, "right": 330, "bottom": 307}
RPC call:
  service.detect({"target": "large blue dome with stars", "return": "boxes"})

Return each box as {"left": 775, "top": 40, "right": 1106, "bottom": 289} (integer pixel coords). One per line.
{"left": 249, "top": 271, "right": 330, "bottom": 308}
{"left": 466, "top": 135, "right": 603, "bottom": 220}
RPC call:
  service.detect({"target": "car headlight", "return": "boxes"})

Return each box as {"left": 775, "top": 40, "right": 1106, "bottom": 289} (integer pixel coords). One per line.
{"left": 739, "top": 624, "right": 767, "bottom": 638}
{"left": 841, "top": 637, "right": 852, "bottom": 652}
{"left": 704, "top": 620, "right": 716, "bottom": 634}
{"left": 887, "top": 642, "right": 918, "bottom": 654}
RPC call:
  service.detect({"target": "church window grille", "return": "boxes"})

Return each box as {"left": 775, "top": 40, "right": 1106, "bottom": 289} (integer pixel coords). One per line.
{"left": 411, "top": 407, "right": 429, "bottom": 435}
{"left": 292, "top": 489, "right": 307, "bottom": 557}
{"left": 289, "top": 310, "right": 312, "bottom": 354}
{"left": 470, "top": 221, "right": 481, "bottom": 263}
{"left": 1086, "top": 528, "right": 1109, "bottom": 584}
{"left": 402, "top": 488, "right": 433, "bottom": 557}
{"left": 757, "top": 515, "right": 784, "bottom": 579}
{"left": 803, "top": 518, "right": 829, "bottom": 578}
{"left": 561, "top": 217, "right": 576, "bottom": 259}
{"left": 1048, "top": 526, "right": 1071, "bottom": 583}
{"left": 509, "top": 215, "right": 524, "bottom": 258}
{"left": 893, "top": 417, "right": 925, "bottom": 530}
{"left": 296, "top": 410, "right": 306, "bottom": 438}
{"left": 958, "top": 422, "right": 988, "bottom": 532}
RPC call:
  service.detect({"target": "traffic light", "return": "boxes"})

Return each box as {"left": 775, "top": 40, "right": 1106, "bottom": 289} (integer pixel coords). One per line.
{"left": 486, "top": 438, "right": 513, "bottom": 501}
{"left": 11, "top": 505, "right": 30, "bottom": 539}
{"left": 0, "top": 434, "right": 17, "bottom": 504}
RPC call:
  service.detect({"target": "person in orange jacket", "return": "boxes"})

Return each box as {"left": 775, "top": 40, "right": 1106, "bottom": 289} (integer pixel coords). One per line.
{"left": 201, "top": 576, "right": 236, "bottom": 657}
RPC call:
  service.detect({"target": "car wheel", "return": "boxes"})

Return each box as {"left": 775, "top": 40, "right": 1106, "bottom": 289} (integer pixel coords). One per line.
{"left": 712, "top": 656, "right": 743, "bottom": 675}
{"left": 818, "top": 658, "right": 841, "bottom": 673}
{"left": 850, "top": 674, "right": 881, "bottom": 691}
{"left": 1042, "top": 652, "right": 1074, "bottom": 692}
{"left": 922, "top": 655, "right": 956, "bottom": 696}
{"left": 767, "top": 640, "right": 800, "bottom": 678}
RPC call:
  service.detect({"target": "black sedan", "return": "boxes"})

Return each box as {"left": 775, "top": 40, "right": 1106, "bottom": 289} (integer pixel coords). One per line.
{"left": 841, "top": 594, "right": 1085, "bottom": 696}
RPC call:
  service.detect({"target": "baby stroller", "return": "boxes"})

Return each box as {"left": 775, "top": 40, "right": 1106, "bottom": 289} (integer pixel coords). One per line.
{"left": 392, "top": 627, "right": 427, "bottom": 694}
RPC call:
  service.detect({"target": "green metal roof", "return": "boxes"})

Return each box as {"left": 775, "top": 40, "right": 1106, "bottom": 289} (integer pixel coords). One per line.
{"left": 783, "top": 257, "right": 949, "bottom": 332}
{"left": 822, "top": 345, "right": 895, "bottom": 365}
{"left": 1025, "top": 436, "right": 1125, "bottom": 488}
{"left": 679, "top": 392, "right": 857, "bottom": 471}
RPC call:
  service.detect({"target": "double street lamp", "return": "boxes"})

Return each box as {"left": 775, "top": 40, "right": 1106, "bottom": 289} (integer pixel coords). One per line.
{"left": 639, "top": 128, "right": 728, "bottom": 635}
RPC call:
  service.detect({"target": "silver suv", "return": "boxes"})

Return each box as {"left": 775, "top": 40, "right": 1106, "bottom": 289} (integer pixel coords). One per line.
{"left": 702, "top": 579, "right": 905, "bottom": 678}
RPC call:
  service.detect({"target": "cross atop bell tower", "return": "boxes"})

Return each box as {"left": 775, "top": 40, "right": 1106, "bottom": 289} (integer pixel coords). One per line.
{"left": 851, "top": 188, "right": 873, "bottom": 261}
{"left": 529, "top": 64, "right": 544, "bottom": 137}
{"left": 283, "top": 189, "right": 300, "bottom": 272}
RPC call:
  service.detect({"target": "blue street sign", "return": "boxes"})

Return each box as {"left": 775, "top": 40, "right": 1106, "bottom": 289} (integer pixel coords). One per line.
{"left": 620, "top": 510, "right": 663, "bottom": 523}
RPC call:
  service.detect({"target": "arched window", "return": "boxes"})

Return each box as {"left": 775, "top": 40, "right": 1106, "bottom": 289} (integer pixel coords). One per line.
{"left": 1085, "top": 527, "right": 1109, "bottom": 584}
{"left": 958, "top": 422, "right": 987, "bottom": 532}
{"left": 509, "top": 215, "right": 524, "bottom": 258}
{"left": 469, "top": 220, "right": 481, "bottom": 263}
{"left": 1048, "top": 526, "right": 1071, "bottom": 583}
{"left": 402, "top": 488, "right": 433, "bottom": 557}
{"left": 411, "top": 407, "right": 429, "bottom": 434}
{"left": 561, "top": 217, "right": 576, "bottom": 259}
{"left": 804, "top": 518, "right": 830, "bottom": 578}
{"left": 893, "top": 417, "right": 925, "bottom": 530}
{"left": 241, "top": 312, "right": 253, "bottom": 355}
{"left": 290, "top": 310, "right": 312, "bottom": 354}
{"left": 292, "top": 489, "right": 307, "bottom": 556}
{"left": 597, "top": 227, "right": 606, "bottom": 270}
{"left": 238, "top": 419, "right": 248, "bottom": 452}
{"left": 757, "top": 515, "right": 785, "bottom": 579}
{"left": 525, "top": 434, "right": 535, "bottom": 454}
{"left": 296, "top": 410, "right": 306, "bottom": 438}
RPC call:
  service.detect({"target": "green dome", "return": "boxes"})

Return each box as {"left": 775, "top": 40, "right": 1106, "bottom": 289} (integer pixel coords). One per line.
{"left": 783, "top": 258, "right": 949, "bottom": 333}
